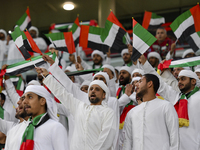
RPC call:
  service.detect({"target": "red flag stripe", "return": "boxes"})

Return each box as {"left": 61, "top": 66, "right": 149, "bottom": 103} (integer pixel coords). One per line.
{"left": 26, "top": 7, "right": 31, "bottom": 18}
{"left": 24, "top": 30, "right": 43, "bottom": 55}
{"left": 79, "top": 25, "right": 90, "bottom": 48}
{"left": 64, "top": 32, "right": 76, "bottom": 54}
{"left": 142, "top": 11, "right": 152, "bottom": 29}
{"left": 74, "top": 17, "right": 80, "bottom": 26}
{"left": 190, "top": 4, "right": 200, "bottom": 32}
{"left": 107, "top": 11, "right": 126, "bottom": 31}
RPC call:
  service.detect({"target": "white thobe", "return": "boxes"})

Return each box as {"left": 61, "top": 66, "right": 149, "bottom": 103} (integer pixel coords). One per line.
{"left": 141, "top": 61, "right": 200, "bottom": 150}
{"left": 43, "top": 75, "right": 117, "bottom": 150}
{"left": 0, "top": 118, "right": 17, "bottom": 135}
{"left": 5, "top": 120, "right": 29, "bottom": 150}
{"left": 48, "top": 63, "right": 120, "bottom": 149}
{"left": 122, "top": 98, "right": 179, "bottom": 150}
{"left": 5, "top": 118, "right": 68, "bottom": 150}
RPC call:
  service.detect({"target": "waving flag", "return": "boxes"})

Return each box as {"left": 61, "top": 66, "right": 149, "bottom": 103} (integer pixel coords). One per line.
{"left": 131, "top": 18, "right": 157, "bottom": 61}
{"left": 79, "top": 25, "right": 109, "bottom": 53}
{"left": 100, "top": 11, "right": 127, "bottom": 50}
{"left": 45, "top": 32, "right": 76, "bottom": 54}
{"left": 69, "top": 17, "right": 80, "bottom": 47}
{"left": 16, "top": 7, "right": 31, "bottom": 31}
{"left": 11, "top": 26, "right": 42, "bottom": 60}
{"left": 170, "top": 4, "right": 200, "bottom": 51}
{"left": 1, "top": 52, "right": 53, "bottom": 76}
{"left": 142, "top": 11, "right": 165, "bottom": 29}
{"left": 158, "top": 56, "right": 200, "bottom": 71}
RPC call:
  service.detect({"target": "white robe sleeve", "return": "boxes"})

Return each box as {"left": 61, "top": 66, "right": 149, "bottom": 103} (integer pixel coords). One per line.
{"left": 118, "top": 94, "right": 131, "bottom": 107}
{"left": 5, "top": 79, "right": 20, "bottom": 108}
{"left": 141, "top": 61, "right": 180, "bottom": 105}
{"left": 81, "top": 59, "right": 92, "bottom": 70}
{"left": 103, "top": 57, "right": 111, "bottom": 65}
{"left": 56, "top": 103, "right": 70, "bottom": 117}
{"left": 48, "top": 63, "right": 89, "bottom": 104}
{"left": 51, "top": 122, "right": 69, "bottom": 150}
{"left": 93, "top": 109, "right": 117, "bottom": 150}
{"left": 160, "top": 69, "right": 180, "bottom": 92}
{"left": 122, "top": 112, "right": 132, "bottom": 150}
{"left": 43, "top": 74, "right": 82, "bottom": 117}
{"left": 165, "top": 103, "right": 179, "bottom": 150}
{"left": 109, "top": 78, "right": 117, "bottom": 97}
{"left": 0, "top": 118, "right": 16, "bottom": 135}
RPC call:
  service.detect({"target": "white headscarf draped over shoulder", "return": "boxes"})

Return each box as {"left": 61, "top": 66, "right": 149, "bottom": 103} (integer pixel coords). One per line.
{"left": 24, "top": 85, "right": 59, "bottom": 121}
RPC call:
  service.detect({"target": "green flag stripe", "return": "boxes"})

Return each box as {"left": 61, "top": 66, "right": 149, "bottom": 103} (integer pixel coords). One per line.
{"left": 69, "top": 23, "right": 78, "bottom": 33}
{"left": 16, "top": 77, "right": 23, "bottom": 90}
{"left": 45, "top": 33, "right": 64, "bottom": 41}
{"left": 100, "top": 20, "right": 113, "bottom": 42}
{"left": 16, "top": 13, "right": 27, "bottom": 26}
{"left": 0, "top": 106, "right": 4, "bottom": 119}
{"left": 170, "top": 10, "right": 191, "bottom": 32}
{"left": 6, "top": 52, "right": 51, "bottom": 69}
{"left": 55, "top": 25, "right": 69, "bottom": 30}
{"left": 133, "top": 23, "right": 157, "bottom": 46}
{"left": 151, "top": 12, "right": 163, "bottom": 19}
{"left": 89, "top": 26, "right": 104, "bottom": 35}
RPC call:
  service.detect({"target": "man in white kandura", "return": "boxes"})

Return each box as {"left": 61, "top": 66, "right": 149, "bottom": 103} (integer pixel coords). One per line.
{"left": 122, "top": 73, "right": 179, "bottom": 150}
{"left": 37, "top": 67, "right": 117, "bottom": 150}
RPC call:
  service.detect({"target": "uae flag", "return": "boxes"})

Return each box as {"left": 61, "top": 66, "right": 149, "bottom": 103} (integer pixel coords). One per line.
{"left": 142, "top": 11, "right": 165, "bottom": 29}
{"left": 131, "top": 19, "right": 157, "bottom": 61}
{"left": 170, "top": 4, "right": 200, "bottom": 51}
{"left": 100, "top": 11, "right": 127, "bottom": 50}
{"left": 49, "top": 23, "right": 71, "bottom": 32}
{"left": 69, "top": 17, "right": 80, "bottom": 47}
{"left": 16, "top": 7, "right": 31, "bottom": 31}
{"left": 79, "top": 25, "right": 109, "bottom": 53}
{"left": 158, "top": 56, "right": 200, "bottom": 70}
{"left": 3, "top": 52, "right": 53, "bottom": 76}
{"left": 11, "top": 26, "right": 43, "bottom": 60}
{"left": 45, "top": 32, "right": 76, "bottom": 54}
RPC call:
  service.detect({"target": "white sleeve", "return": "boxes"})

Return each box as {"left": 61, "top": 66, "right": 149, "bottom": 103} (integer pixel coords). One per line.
{"left": 5, "top": 79, "right": 20, "bottom": 108}
{"left": 0, "top": 118, "right": 16, "bottom": 135}
{"left": 165, "top": 103, "right": 179, "bottom": 150}
{"left": 43, "top": 75, "right": 82, "bottom": 117}
{"left": 56, "top": 103, "right": 70, "bottom": 117}
{"left": 93, "top": 110, "right": 117, "bottom": 150}
{"left": 107, "top": 98, "right": 120, "bottom": 150}
{"left": 141, "top": 61, "right": 180, "bottom": 105}
{"left": 109, "top": 78, "right": 117, "bottom": 97}
{"left": 103, "top": 57, "right": 111, "bottom": 65}
{"left": 118, "top": 94, "right": 131, "bottom": 107}
{"left": 160, "top": 69, "right": 180, "bottom": 92}
{"left": 51, "top": 122, "right": 69, "bottom": 150}
{"left": 48, "top": 63, "right": 89, "bottom": 104}
{"left": 122, "top": 112, "right": 132, "bottom": 150}
{"left": 81, "top": 59, "right": 92, "bottom": 70}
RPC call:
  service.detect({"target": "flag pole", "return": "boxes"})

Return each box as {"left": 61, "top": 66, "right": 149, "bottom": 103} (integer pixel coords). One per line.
{"left": 33, "top": 63, "right": 45, "bottom": 78}
{"left": 175, "top": 39, "right": 178, "bottom": 44}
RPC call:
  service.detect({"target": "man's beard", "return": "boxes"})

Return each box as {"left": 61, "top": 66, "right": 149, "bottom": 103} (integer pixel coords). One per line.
{"left": 179, "top": 81, "right": 191, "bottom": 93}
{"left": 136, "top": 86, "right": 147, "bottom": 99}
{"left": 93, "top": 60, "right": 102, "bottom": 65}
{"left": 89, "top": 97, "right": 101, "bottom": 104}
{"left": 119, "top": 76, "right": 130, "bottom": 85}
{"left": 19, "top": 108, "right": 28, "bottom": 119}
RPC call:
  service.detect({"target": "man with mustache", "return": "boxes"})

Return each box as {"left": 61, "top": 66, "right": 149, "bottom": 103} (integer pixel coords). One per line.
{"left": 123, "top": 74, "right": 179, "bottom": 150}
{"left": 37, "top": 67, "right": 117, "bottom": 150}
{"left": 20, "top": 85, "right": 68, "bottom": 150}
{"left": 140, "top": 57, "right": 200, "bottom": 150}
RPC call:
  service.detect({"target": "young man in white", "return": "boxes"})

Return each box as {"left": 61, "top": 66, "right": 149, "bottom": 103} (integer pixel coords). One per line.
{"left": 122, "top": 74, "right": 179, "bottom": 150}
